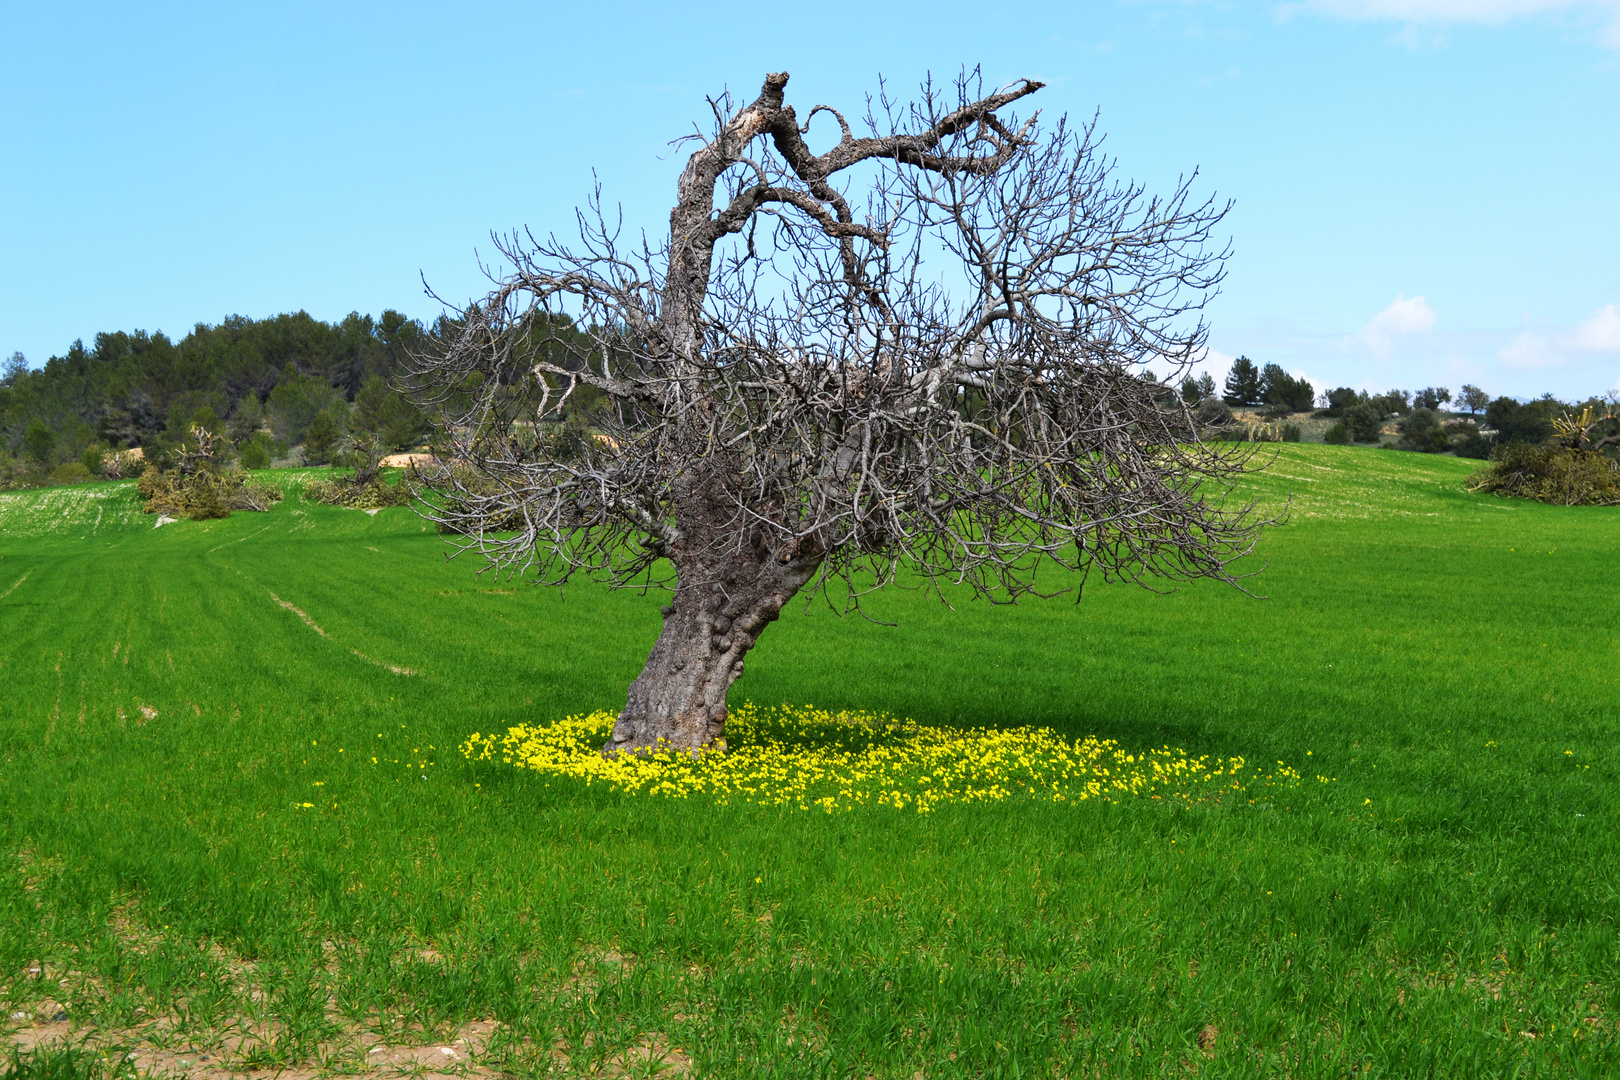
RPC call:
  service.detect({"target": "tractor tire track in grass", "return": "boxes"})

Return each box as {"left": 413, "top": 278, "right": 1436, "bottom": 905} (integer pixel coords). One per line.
{"left": 0, "top": 572, "right": 28, "bottom": 600}
{"left": 270, "top": 590, "right": 416, "bottom": 676}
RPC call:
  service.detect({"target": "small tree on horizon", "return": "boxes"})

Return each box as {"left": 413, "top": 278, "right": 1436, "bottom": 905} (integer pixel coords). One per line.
{"left": 413, "top": 70, "right": 1272, "bottom": 755}
{"left": 1258, "top": 363, "right": 1313, "bottom": 413}
{"left": 1413, "top": 387, "right": 1452, "bottom": 411}
{"left": 1222, "top": 357, "right": 1261, "bottom": 406}
{"left": 1458, "top": 384, "right": 1489, "bottom": 417}
{"left": 1179, "top": 372, "right": 1216, "bottom": 405}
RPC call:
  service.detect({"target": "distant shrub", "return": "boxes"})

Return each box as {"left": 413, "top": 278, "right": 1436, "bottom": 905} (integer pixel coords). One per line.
{"left": 1281, "top": 423, "right": 1302, "bottom": 443}
{"left": 301, "top": 404, "right": 345, "bottom": 465}
{"left": 239, "top": 438, "right": 271, "bottom": 470}
{"left": 1195, "top": 397, "right": 1233, "bottom": 428}
{"left": 1467, "top": 443, "right": 1620, "bottom": 506}
{"left": 50, "top": 462, "right": 94, "bottom": 485}
{"left": 0, "top": 454, "right": 47, "bottom": 491}
{"left": 1455, "top": 431, "right": 1494, "bottom": 459}
{"left": 1345, "top": 402, "right": 1385, "bottom": 443}
{"left": 1369, "top": 389, "right": 1410, "bottom": 415}
{"left": 1397, "top": 408, "right": 1453, "bottom": 453}
{"left": 1318, "top": 387, "right": 1360, "bottom": 417}
{"left": 303, "top": 475, "right": 413, "bottom": 510}
{"left": 136, "top": 426, "right": 283, "bottom": 519}
{"left": 1323, "top": 422, "right": 1351, "bottom": 445}
{"left": 23, "top": 417, "right": 54, "bottom": 464}
{"left": 81, "top": 445, "right": 107, "bottom": 477}
{"left": 1485, "top": 397, "right": 1557, "bottom": 445}
{"left": 138, "top": 465, "right": 283, "bottom": 519}
{"left": 302, "top": 434, "right": 415, "bottom": 510}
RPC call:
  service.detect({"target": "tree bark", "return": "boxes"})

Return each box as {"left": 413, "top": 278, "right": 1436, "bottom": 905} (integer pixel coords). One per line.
{"left": 607, "top": 530, "right": 821, "bottom": 755}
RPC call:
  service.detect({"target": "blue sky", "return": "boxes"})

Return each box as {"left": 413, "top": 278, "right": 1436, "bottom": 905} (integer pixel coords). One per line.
{"left": 3, "top": 0, "right": 1617, "bottom": 400}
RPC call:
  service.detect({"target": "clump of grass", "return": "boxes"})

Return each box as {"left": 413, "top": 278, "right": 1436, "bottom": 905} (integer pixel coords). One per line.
{"left": 462, "top": 702, "right": 1312, "bottom": 812}
{"left": 2, "top": 1043, "right": 132, "bottom": 1080}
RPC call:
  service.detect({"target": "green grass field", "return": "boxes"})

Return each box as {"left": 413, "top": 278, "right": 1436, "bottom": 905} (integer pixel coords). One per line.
{"left": 1, "top": 446, "right": 1616, "bottom": 1078}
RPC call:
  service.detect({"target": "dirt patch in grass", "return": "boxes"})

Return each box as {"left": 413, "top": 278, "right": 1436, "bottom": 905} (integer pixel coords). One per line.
{"left": 3, "top": 1008, "right": 506, "bottom": 1080}
{"left": 3, "top": 1008, "right": 691, "bottom": 1080}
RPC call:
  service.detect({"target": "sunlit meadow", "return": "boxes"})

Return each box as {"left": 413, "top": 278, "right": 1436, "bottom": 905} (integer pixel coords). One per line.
{"left": 1, "top": 445, "right": 1617, "bottom": 1077}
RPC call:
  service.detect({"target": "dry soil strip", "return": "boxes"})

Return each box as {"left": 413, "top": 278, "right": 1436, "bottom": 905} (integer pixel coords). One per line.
{"left": 1, "top": 572, "right": 29, "bottom": 600}
{"left": 270, "top": 592, "right": 327, "bottom": 635}
{"left": 270, "top": 591, "right": 415, "bottom": 675}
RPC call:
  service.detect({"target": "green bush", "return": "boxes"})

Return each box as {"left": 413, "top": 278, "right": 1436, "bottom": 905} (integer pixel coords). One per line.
{"left": 239, "top": 437, "right": 271, "bottom": 470}
{"left": 23, "top": 417, "right": 54, "bottom": 463}
{"left": 49, "top": 462, "right": 93, "bottom": 485}
{"left": 353, "top": 374, "right": 431, "bottom": 450}
{"left": 1345, "top": 402, "right": 1385, "bottom": 442}
{"left": 1323, "top": 422, "right": 1351, "bottom": 445}
{"left": 1455, "top": 431, "right": 1493, "bottom": 459}
{"left": 81, "top": 445, "right": 106, "bottom": 477}
{"left": 1194, "top": 397, "right": 1232, "bottom": 428}
{"left": 1318, "top": 387, "right": 1360, "bottom": 417}
{"left": 1484, "top": 396, "right": 1557, "bottom": 445}
{"left": 301, "top": 404, "right": 346, "bottom": 465}
{"left": 1281, "top": 423, "right": 1302, "bottom": 443}
{"left": 1397, "top": 408, "right": 1453, "bottom": 453}
{"left": 267, "top": 365, "right": 341, "bottom": 444}
{"left": 1467, "top": 443, "right": 1620, "bottom": 506}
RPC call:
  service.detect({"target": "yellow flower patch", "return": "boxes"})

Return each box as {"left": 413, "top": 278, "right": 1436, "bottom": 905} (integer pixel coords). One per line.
{"left": 461, "top": 702, "right": 1304, "bottom": 813}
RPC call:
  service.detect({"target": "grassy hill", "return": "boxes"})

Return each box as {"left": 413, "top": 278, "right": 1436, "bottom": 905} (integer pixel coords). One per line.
{"left": 1, "top": 447, "right": 1616, "bottom": 1077}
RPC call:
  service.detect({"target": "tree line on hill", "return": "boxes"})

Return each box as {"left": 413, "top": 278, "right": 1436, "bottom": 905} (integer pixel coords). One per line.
{"left": 1171, "top": 354, "right": 1617, "bottom": 461}
{"left": 0, "top": 311, "right": 441, "bottom": 489}
{"left": 0, "top": 308, "right": 608, "bottom": 494}
{"left": 3, "top": 314, "right": 1616, "bottom": 497}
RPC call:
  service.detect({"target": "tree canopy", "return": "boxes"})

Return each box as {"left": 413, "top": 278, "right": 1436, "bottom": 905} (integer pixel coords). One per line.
{"left": 415, "top": 69, "right": 1271, "bottom": 755}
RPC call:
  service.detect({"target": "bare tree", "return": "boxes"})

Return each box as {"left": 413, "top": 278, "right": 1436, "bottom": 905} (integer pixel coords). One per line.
{"left": 412, "top": 70, "right": 1271, "bottom": 755}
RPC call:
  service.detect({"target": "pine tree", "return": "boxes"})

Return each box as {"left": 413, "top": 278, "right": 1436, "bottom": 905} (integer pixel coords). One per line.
{"left": 1222, "top": 357, "right": 1260, "bottom": 406}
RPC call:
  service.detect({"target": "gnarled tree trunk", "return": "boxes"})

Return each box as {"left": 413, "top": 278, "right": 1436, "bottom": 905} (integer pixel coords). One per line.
{"left": 607, "top": 480, "right": 823, "bottom": 754}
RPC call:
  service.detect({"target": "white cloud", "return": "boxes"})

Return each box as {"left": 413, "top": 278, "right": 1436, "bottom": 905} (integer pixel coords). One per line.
{"left": 1497, "top": 331, "right": 1561, "bottom": 369}
{"left": 1302, "top": 0, "right": 1602, "bottom": 20}
{"left": 1355, "top": 294, "right": 1437, "bottom": 356}
{"left": 1292, "top": 0, "right": 1620, "bottom": 47}
{"left": 1201, "top": 346, "right": 1238, "bottom": 375}
{"left": 1497, "top": 303, "right": 1620, "bottom": 369}
{"left": 1572, "top": 303, "right": 1620, "bottom": 352}
{"left": 1290, "top": 368, "right": 1331, "bottom": 396}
